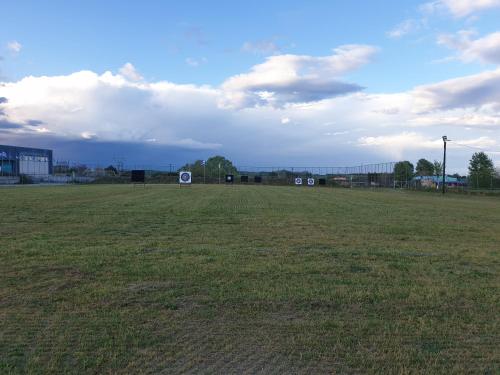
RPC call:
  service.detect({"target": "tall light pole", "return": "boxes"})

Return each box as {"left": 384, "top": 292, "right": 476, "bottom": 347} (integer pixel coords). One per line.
{"left": 203, "top": 160, "right": 206, "bottom": 184}
{"left": 442, "top": 135, "right": 447, "bottom": 195}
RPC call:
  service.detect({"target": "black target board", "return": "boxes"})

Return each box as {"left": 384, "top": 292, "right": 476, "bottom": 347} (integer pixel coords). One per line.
{"left": 368, "top": 173, "right": 378, "bottom": 183}
{"left": 241, "top": 175, "right": 249, "bottom": 183}
{"left": 254, "top": 176, "right": 262, "bottom": 183}
{"left": 131, "top": 170, "right": 145, "bottom": 183}
{"left": 225, "top": 174, "right": 234, "bottom": 183}
{"left": 319, "top": 178, "right": 326, "bottom": 185}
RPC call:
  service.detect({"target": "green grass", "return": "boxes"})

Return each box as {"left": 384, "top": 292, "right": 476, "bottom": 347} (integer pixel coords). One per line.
{"left": 1, "top": 185, "right": 499, "bottom": 374}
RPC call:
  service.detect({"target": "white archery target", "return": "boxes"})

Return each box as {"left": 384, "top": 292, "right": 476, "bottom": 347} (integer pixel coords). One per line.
{"left": 295, "top": 177, "right": 302, "bottom": 185}
{"left": 179, "top": 171, "right": 192, "bottom": 184}
{"left": 307, "top": 178, "right": 315, "bottom": 186}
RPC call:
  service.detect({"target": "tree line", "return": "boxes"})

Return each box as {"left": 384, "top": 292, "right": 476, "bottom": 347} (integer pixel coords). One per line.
{"left": 394, "top": 152, "right": 498, "bottom": 189}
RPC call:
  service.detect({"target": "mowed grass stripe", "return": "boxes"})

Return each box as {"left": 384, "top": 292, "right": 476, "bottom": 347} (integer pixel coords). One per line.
{"left": 0, "top": 185, "right": 498, "bottom": 374}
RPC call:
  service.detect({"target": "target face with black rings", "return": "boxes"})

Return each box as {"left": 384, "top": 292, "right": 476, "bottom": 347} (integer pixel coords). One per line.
{"left": 179, "top": 171, "right": 192, "bottom": 184}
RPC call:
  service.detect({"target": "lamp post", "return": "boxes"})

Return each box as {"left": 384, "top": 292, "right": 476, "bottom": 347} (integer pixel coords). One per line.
{"left": 203, "top": 160, "right": 206, "bottom": 184}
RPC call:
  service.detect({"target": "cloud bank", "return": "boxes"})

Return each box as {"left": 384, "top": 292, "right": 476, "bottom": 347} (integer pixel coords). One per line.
{"left": 0, "top": 44, "right": 499, "bottom": 170}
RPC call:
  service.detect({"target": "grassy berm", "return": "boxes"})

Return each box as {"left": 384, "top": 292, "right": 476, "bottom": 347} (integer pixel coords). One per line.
{"left": 0, "top": 185, "right": 499, "bottom": 374}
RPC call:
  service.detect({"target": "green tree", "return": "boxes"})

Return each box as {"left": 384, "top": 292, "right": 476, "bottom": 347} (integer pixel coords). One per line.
{"left": 104, "top": 165, "right": 118, "bottom": 176}
{"left": 180, "top": 160, "right": 205, "bottom": 177}
{"left": 416, "top": 158, "right": 434, "bottom": 176}
{"left": 433, "top": 160, "right": 443, "bottom": 176}
{"left": 180, "top": 156, "right": 238, "bottom": 178}
{"left": 468, "top": 152, "right": 494, "bottom": 189}
{"left": 394, "top": 161, "right": 414, "bottom": 184}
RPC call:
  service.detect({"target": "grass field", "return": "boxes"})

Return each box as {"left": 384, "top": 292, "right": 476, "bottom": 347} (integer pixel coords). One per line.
{"left": 1, "top": 185, "right": 499, "bottom": 374}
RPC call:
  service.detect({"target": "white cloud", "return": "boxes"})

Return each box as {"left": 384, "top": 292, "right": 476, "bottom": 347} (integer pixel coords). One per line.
{"left": 387, "top": 19, "right": 420, "bottom": 38}
{"left": 185, "top": 57, "right": 208, "bottom": 67}
{"left": 281, "top": 117, "right": 290, "bottom": 124}
{"left": 359, "top": 132, "right": 442, "bottom": 150}
{"left": 0, "top": 69, "right": 221, "bottom": 149}
{"left": 437, "top": 30, "right": 500, "bottom": 65}
{"left": 173, "top": 138, "right": 221, "bottom": 149}
{"left": 410, "top": 111, "right": 500, "bottom": 127}
{"left": 118, "top": 63, "right": 143, "bottom": 81}
{"left": 220, "top": 45, "right": 379, "bottom": 108}
{"left": 422, "top": 0, "right": 500, "bottom": 18}
{"left": 452, "top": 136, "right": 497, "bottom": 148}
{"left": 241, "top": 40, "right": 281, "bottom": 55}
{"left": 7, "top": 41, "right": 22, "bottom": 53}
{"left": 81, "top": 131, "right": 97, "bottom": 140}
{"left": 412, "top": 68, "right": 500, "bottom": 111}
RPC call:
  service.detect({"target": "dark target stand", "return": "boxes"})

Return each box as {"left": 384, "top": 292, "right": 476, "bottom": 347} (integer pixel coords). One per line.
{"left": 131, "top": 170, "right": 146, "bottom": 187}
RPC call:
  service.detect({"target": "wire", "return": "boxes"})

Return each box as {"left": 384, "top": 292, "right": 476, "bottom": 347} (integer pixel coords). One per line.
{"left": 448, "top": 140, "right": 500, "bottom": 154}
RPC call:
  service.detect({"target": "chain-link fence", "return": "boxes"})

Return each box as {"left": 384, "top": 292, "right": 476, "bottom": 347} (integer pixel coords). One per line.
{"left": 33, "top": 161, "right": 398, "bottom": 188}
{"left": 0, "top": 159, "right": 397, "bottom": 186}
{"left": 2, "top": 158, "right": 499, "bottom": 192}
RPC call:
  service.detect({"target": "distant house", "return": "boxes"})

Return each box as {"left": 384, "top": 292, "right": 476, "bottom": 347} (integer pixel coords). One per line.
{"left": 413, "top": 175, "right": 467, "bottom": 188}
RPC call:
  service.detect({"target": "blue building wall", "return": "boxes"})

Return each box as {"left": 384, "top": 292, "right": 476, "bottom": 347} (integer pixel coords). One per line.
{"left": 0, "top": 144, "right": 53, "bottom": 176}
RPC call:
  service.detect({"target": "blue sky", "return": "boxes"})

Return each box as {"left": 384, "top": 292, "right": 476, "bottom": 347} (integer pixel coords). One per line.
{"left": 2, "top": 0, "right": 500, "bottom": 172}
{"left": 3, "top": 0, "right": 498, "bottom": 87}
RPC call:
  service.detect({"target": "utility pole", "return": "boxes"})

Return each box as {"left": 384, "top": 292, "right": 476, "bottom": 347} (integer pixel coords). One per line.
{"left": 442, "top": 135, "right": 447, "bottom": 194}
{"left": 218, "top": 163, "right": 221, "bottom": 184}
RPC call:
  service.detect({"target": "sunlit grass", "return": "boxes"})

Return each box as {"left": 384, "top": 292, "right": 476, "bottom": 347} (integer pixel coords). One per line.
{"left": 1, "top": 185, "right": 498, "bottom": 374}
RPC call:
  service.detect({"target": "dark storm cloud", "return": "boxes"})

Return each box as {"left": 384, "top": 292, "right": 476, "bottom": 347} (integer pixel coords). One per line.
{"left": 243, "top": 79, "right": 364, "bottom": 107}
{"left": 0, "top": 134, "right": 208, "bottom": 167}
{"left": 26, "top": 119, "right": 45, "bottom": 126}
{"left": 0, "top": 119, "right": 22, "bottom": 128}
{"left": 0, "top": 96, "right": 6, "bottom": 115}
